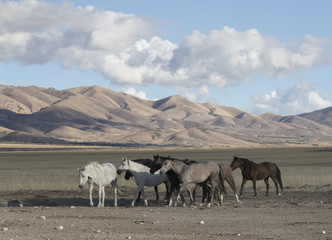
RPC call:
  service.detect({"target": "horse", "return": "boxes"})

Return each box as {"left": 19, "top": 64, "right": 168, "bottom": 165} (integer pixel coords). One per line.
{"left": 117, "top": 157, "right": 171, "bottom": 207}
{"left": 195, "top": 163, "right": 240, "bottom": 204}
{"left": 160, "top": 159, "right": 221, "bottom": 208}
{"left": 219, "top": 163, "right": 240, "bottom": 203}
{"left": 230, "top": 156, "right": 284, "bottom": 198}
{"left": 151, "top": 155, "right": 187, "bottom": 206}
{"left": 153, "top": 155, "right": 226, "bottom": 206}
{"left": 123, "top": 158, "right": 164, "bottom": 202}
{"left": 78, "top": 162, "right": 118, "bottom": 207}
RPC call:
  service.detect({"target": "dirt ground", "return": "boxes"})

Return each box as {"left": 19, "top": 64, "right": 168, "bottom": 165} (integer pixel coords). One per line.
{"left": 0, "top": 186, "right": 331, "bottom": 240}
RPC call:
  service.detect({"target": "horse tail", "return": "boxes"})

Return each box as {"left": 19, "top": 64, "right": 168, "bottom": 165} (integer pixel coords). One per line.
{"left": 275, "top": 164, "right": 284, "bottom": 191}
{"left": 219, "top": 166, "right": 228, "bottom": 195}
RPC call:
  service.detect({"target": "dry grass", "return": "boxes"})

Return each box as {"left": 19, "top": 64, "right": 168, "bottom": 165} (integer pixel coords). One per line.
{"left": 0, "top": 145, "right": 331, "bottom": 191}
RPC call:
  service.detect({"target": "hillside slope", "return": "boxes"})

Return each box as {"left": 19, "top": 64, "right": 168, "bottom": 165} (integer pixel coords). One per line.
{"left": 1, "top": 85, "right": 332, "bottom": 147}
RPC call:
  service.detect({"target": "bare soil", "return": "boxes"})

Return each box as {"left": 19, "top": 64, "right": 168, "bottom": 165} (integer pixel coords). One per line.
{"left": 0, "top": 186, "right": 331, "bottom": 240}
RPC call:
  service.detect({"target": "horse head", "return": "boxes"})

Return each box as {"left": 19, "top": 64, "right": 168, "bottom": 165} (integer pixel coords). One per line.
{"left": 117, "top": 157, "right": 130, "bottom": 175}
{"left": 230, "top": 156, "right": 242, "bottom": 170}
{"left": 160, "top": 159, "right": 174, "bottom": 174}
{"left": 78, "top": 167, "right": 92, "bottom": 189}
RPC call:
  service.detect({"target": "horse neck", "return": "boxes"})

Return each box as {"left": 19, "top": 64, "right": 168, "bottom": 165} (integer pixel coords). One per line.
{"left": 85, "top": 164, "right": 98, "bottom": 181}
{"left": 241, "top": 158, "right": 254, "bottom": 171}
{"left": 171, "top": 160, "right": 187, "bottom": 174}
{"left": 128, "top": 160, "right": 150, "bottom": 172}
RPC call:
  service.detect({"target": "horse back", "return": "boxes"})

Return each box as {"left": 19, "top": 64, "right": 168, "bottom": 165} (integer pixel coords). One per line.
{"left": 255, "top": 162, "right": 277, "bottom": 180}
{"left": 185, "top": 161, "right": 219, "bottom": 183}
{"left": 99, "top": 162, "right": 117, "bottom": 182}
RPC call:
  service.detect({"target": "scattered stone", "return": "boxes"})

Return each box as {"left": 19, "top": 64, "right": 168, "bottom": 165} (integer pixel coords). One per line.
{"left": 127, "top": 236, "right": 132, "bottom": 239}
{"left": 57, "top": 226, "right": 64, "bottom": 230}
{"left": 40, "top": 216, "right": 46, "bottom": 220}
{"left": 237, "top": 233, "right": 241, "bottom": 237}
{"left": 95, "top": 229, "right": 102, "bottom": 233}
{"left": 322, "top": 230, "right": 326, "bottom": 235}
{"left": 19, "top": 203, "right": 23, "bottom": 208}
{"left": 70, "top": 206, "right": 76, "bottom": 209}
{"left": 199, "top": 220, "right": 205, "bottom": 225}
{"left": 2, "top": 227, "right": 8, "bottom": 231}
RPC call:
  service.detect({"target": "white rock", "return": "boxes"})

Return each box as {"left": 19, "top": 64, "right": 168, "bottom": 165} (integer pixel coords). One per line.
{"left": 40, "top": 216, "right": 46, "bottom": 220}
{"left": 237, "top": 233, "right": 241, "bottom": 237}
{"left": 57, "top": 226, "right": 64, "bottom": 230}
{"left": 2, "top": 227, "right": 8, "bottom": 231}
{"left": 70, "top": 206, "right": 76, "bottom": 209}
{"left": 199, "top": 220, "right": 205, "bottom": 225}
{"left": 322, "top": 230, "right": 326, "bottom": 234}
{"left": 96, "top": 229, "right": 102, "bottom": 233}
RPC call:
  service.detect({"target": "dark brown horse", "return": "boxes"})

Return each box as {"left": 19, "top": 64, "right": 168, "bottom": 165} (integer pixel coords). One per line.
{"left": 230, "top": 156, "right": 283, "bottom": 198}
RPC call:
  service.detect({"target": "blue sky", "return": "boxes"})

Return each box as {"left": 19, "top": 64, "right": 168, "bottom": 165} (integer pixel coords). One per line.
{"left": 1, "top": 0, "right": 332, "bottom": 115}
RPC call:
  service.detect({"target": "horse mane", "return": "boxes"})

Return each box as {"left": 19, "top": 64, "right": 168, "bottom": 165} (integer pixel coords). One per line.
{"left": 235, "top": 157, "right": 253, "bottom": 171}
{"left": 87, "top": 161, "right": 102, "bottom": 171}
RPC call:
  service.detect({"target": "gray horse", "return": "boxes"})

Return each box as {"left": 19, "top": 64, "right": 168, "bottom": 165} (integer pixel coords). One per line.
{"left": 160, "top": 159, "right": 220, "bottom": 207}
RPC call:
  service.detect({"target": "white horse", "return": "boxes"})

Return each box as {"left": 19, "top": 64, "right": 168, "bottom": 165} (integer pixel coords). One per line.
{"left": 78, "top": 162, "right": 118, "bottom": 207}
{"left": 117, "top": 157, "right": 171, "bottom": 207}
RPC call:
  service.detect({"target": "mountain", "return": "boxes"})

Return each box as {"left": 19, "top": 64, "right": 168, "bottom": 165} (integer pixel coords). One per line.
{"left": 1, "top": 84, "right": 332, "bottom": 147}
{"left": 298, "top": 106, "right": 332, "bottom": 128}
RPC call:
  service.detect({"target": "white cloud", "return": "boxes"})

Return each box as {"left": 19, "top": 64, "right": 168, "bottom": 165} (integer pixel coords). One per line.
{"left": 122, "top": 87, "right": 148, "bottom": 100}
{"left": 250, "top": 80, "right": 331, "bottom": 115}
{"left": 0, "top": 1, "right": 332, "bottom": 93}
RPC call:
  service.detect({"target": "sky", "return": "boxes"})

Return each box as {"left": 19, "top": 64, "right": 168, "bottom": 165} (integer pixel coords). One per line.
{"left": 1, "top": 0, "right": 332, "bottom": 116}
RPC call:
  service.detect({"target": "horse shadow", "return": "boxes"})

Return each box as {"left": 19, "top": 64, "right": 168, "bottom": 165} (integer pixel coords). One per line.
{"left": 5, "top": 191, "right": 171, "bottom": 208}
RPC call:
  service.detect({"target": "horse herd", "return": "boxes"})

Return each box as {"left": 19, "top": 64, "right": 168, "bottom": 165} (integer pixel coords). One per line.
{"left": 77, "top": 155, "right": 284, "bottom": 208}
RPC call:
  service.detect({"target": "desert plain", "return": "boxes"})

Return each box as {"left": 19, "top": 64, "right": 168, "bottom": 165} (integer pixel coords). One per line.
{"left": 0, "top": 144, "right": 331, "bottom": 240}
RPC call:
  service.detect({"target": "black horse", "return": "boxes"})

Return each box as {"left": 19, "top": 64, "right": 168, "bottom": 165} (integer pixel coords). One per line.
{"left": 230, "top": 156, "right": 284, "bottom": 198}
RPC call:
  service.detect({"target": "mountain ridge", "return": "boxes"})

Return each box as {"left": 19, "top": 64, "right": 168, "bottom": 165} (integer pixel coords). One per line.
{"left": 1, "top": 85, "right": 332, "bottom": 147}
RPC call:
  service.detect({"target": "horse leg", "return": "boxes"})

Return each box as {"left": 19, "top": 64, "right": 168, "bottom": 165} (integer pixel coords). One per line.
{"left": 97, "top": 185, "right": 102, "bottom": 207}
{"left": 132, "top": 184, "right": 144, "bottom": 207}
{"left": 141, "top": 188, "right": 148, "bottom": 206}
{"left": 192, "top": 183, "right": 201, "bottom": 202}
{"left": 240, "top": 179, "right": 247, "bottom": 197}
{"left": 136, "top": 191, "right": 141, "bottom": 203}
{"left": 111, "top": 180, "right": 118, "bottom": 207}
{"left": 252, "top": 180, "right": 257, "bottom": 198}
{"left": 226, "top": 177, "right": 240, "bottom": 203}
{"left": 177, "top": 184, "right": 189, "bottom": 207}
{"left": 264, "top": 177, "right": 270, "bottom": 198}
{"left": 271, "top": 176, "right": 280, "bottom": 196}
{"left": 154, "top": 186, "right": 159, "bottom": 201}
{"left": 164, "top": 181, "right": 169, "bottom": 201}
{"left": 186, "top": 187, "right": 195, "bottom": 207}
{"left": 89, "top": 182, "right": 94, "bottom": 207}
{"left": 207, "top": 182, "right": 216, "bottom": 208}
{"left": 101, "top": 186, "right": 105, "bottom": 207}
{"left": 199, "top": 183, "right": 208, "bottom": 206}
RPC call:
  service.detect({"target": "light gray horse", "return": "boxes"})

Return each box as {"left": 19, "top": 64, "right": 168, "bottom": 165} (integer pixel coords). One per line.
{"left": 160, "top": 159, "right": 220, "bottom": 207}
{"left": 78, "top": 162, "right": 118, "bottom": 207}
{"left": 117, "top": 157, "right": 171, "bottom": 207}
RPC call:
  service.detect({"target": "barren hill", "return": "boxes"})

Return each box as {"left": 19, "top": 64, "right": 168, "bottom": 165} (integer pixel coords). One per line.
{"left": 1, "top": 85, "right": 332, "bottom": 147}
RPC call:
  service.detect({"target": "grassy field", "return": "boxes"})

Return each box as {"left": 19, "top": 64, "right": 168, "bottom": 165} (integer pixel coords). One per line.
{"left": 0, "top": 145, "right": 331, "bottom": 192}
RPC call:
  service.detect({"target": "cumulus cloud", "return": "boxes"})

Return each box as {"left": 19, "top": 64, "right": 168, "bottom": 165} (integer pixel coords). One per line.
{"left": 1, "top": 0, "right": 332, "bottom": 91}
{"left": 122, "top": 87, "right": 148, "bottom": 100}
{"left": 177, "top": 85, "right": 210, "bottom": 102}
{"left": 250, "top": 80, "right": 331, "bottom": 115}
